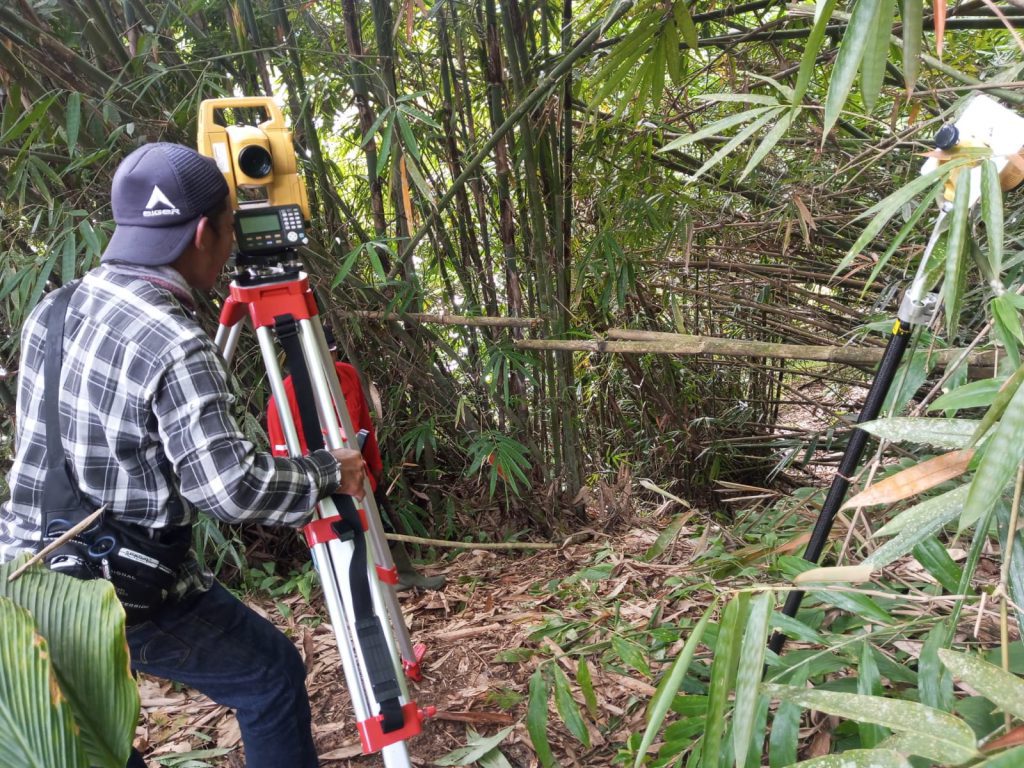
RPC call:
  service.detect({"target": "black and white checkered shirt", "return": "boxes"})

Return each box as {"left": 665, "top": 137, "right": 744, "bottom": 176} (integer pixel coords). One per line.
{"left": 0, "top": 264, "right": 341, "bottom": 597}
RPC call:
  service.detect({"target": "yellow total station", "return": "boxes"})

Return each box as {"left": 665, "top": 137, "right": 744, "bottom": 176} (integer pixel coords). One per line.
{"left": 197, "top": 97, "right": 310, "bottom": 220}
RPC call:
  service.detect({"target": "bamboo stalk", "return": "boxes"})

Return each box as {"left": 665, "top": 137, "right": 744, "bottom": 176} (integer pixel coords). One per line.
{"left": 515, "top": 334, "right": 995, "bottom": 368}
{"left": 339, "top": 310, "right": 541, "bottom": 328}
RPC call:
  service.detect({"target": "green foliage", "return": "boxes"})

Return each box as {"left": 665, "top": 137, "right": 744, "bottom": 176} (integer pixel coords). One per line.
{"left": 0, "top": 556, "right": 139, "bottom": 768}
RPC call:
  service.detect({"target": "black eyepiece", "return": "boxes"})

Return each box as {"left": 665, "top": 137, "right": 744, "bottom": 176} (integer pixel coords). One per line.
{"left": 238, "top": 145, "right": 273, "bottom": 179}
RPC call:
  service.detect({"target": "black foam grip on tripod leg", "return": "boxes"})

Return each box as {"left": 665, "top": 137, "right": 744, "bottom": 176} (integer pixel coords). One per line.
{"left": 331, "top": 494, "right": 406, "bottom": 733}
{"left": 275, "top": 314, "right": 325, "bottom": 453}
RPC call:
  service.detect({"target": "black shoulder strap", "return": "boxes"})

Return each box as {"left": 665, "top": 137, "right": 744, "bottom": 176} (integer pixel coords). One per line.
{"left": 40, "top": 282, "right": 92, "bottom": 537}
{"left": 44, "top": 282, "right": 78, "bottom": 470}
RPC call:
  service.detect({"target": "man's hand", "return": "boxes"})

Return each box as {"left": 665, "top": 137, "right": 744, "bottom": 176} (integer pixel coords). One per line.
{"left": 330, "top": 447, "right": 367, "bottom": 499}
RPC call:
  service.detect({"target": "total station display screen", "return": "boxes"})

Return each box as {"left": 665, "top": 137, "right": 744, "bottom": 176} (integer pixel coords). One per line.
{"left": 238, "top": 212, "right": 281, "bottom": 235}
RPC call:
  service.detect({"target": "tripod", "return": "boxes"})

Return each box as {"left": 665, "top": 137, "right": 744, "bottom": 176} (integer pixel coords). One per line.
{"left": 214, "top": 268, "right": 432, "bottom": 766}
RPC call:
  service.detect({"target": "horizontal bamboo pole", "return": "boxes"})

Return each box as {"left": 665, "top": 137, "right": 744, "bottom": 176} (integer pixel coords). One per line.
{"left": 340, "top": 310, "right": 542, "bottom": 328}
{"left": 515, "top": 331, "right": 994, "bottom": 369}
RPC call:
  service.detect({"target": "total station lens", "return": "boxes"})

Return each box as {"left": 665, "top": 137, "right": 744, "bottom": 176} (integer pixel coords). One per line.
{"left": 238, "top": 145, "right": 273, "bottom": 179}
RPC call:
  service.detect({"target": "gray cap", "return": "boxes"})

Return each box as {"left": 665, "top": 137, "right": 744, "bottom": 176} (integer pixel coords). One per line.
{"left": 101, "top": 143, "right": 229, "bottom": 266}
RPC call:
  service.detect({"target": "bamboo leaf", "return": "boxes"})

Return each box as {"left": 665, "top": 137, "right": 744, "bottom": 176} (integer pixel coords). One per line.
{"left": 944, "top": 170, "right": 973, "bottom": 337}
{"left": 858, "top": 641, "right": 888, "bottom": 748}
{"left": 674, "top": 0, "right": 698, "bottom": 49}
{"left": 929, "top": 379, "right": 1005, "bottom": 413}
{"left": 934, "top": 0, "right": 947, "bottom": 57}
{"left": 981, "top": 160, "right": 1005, "bottom": 278}
{"left": 900, "top": 0, "right": 922, "bottom": 93}
{"left": 794, "top": 0, "right": 839, "bottom": 105}
{"left": 376, "top": 117, "right": 394, "bottom": 178}
{"left": 856, "top": 417, "right": 979, "bottom": 449}
{"left": 687, "top": 107, "right": 783, "bottom": 183}
{"left": 702, "top": 593, "right": 749, "bottom": 768}
{"left": 822, "top": 0, "right": 882, "bottom": 140}
{"left": 912, "top": 537, "right": 963, "bottom": 593}
{"left": 960, "top": 372, "right": 1024, "bottom": 530}
{"left": 939, "top": 649, "right": 1024, "bottom": 719}
{"left": 919, "top": 622, "right": 954, "bottom": 711}
{"left": 970, "top": 363, "right": 1024, "bottom": 446}
{"left": 791, "top": 750, "right": 911, "bottom": 768}
{"left": 435, "top": 726, "right": 515, "bottom": 765}
{"left": 972, "top": 746, "right": 1024, "bottom": 767}
{"left": 635, "top": 604, "right": 714, "bottom": 768}
{"left": 794, "top": 564, "right": 875, "bottom": 584}
{"left": 526, "top": 665, "right": 554, "bottom": 768}
{"left": 65, "top": 91, "right": 81, "bottom": 155}
{"left": 733, "top": 592, "right": 771, "bottom": 768}
{"left": 860, "top": 0, "right": 895, "bottom": 113}
{"left": 762, "top": 685, "right": 979, "bottom": 764}
{"left": 740, "top": 110, "right": 796, "bottom": 182}
{"left": 768, "top": 665, "right": 808, "bottom": 767}
{"left": 867, "top": 484, "right": 969, "bottom": 567}
{"left": 659, "top": 108, "right": 774, "bottom": 153}
{"left": 577, "top": 658, "right": 598, "bottom": 719}
{"left": 993, "top": 294, "right": 1024, "bottom": 346}
{"left": 551, "top": 664, "right": 590, "bottom": 748}
{"left": 835, "top": 159, "right": 972, "bottom": 274}
{"left": 843, "top": 449, "right": 974, "bottom": 509}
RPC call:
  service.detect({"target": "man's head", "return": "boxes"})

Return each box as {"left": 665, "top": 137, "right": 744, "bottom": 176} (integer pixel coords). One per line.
{"left": 102, "top": 143, "right": 232, "bottom": 288}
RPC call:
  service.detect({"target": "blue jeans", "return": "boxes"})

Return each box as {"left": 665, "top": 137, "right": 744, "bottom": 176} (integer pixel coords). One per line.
{"left": 124, "top": 581, "right": 318, "bottom": 768}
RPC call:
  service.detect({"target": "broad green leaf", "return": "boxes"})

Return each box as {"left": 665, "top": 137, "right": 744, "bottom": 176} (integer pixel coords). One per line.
{"left": 733, "top": 593, "right": 771, "bottom": 768}
{"left": 867, "top": 484, "right": 970, "bottom": 566}
{"left": 0, "top": 558, "right": 137, "bottom": 768}
{"left": 791, "top": 750, "right": 911, "bottom": 768}
{"left": 877, "top": 730, "right": 973, "bottom": 764}
{"left": 793, "top": 0, "right": 839, "bottom": 105}
{"left": 0, "top": 598, "right": 88, "bottom": 768}
{"left": 702, "top": 593, "right": 748, "bottom": 768}
{"left": 612, "top": 635, "right": 650, "bottom": 676}
{"left": 860, "top": 0, "right": 895, "bottom": 113}
{"left": 929, "top": 379, "right": 1006, "bottom": 413}
{"left": 435, "top": 726, "right": 515, "bottom": 765}
{"left": 856, "top": 417, "right": 979, "bottom": 449}
{"left": 822, "top": 0, "right": 882, "bottom": 140}
{"left": 960, "top": 371, "right": 1024, "bottom": 530}
{"left": 551, "top": 664, "right": 589, "bottom": 747}
{"left": 395, "top": 112, "right": 420, "bottom": 163}
{"left": 635, "top": 604, "right": 715, "bottom": 768}
{"left": 763, "top": 685, "right": 979, "bottom": 764}
{"left": 981, "top": 160, "right": 1005, "bottom": 278}
{"left": 944, "top": 170, "right": 972, "bottom": 337}
{"left": 939, "top": 649, "right": 1024, "bottom": 720}
{"left": 526, "top": 666, "right": 554, "bottom": 768}
{"left": 900, "top": 0, "right": 922, "bottom": 93}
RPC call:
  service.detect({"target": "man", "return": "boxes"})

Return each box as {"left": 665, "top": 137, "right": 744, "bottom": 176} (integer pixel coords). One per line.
{"left": 0, "top": 143, "right": 364, "bottom": 767}
{"left": 265, "top": 328, "right": 446, "bottom": 591}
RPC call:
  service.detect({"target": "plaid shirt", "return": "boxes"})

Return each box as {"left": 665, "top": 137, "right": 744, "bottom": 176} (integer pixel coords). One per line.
{"left": 0, "top": 265, "right": 341, "bottom": 598}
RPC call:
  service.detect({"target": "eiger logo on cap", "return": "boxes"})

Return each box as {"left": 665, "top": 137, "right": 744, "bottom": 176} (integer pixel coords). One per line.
{"left": 143, "top": 185, "right": 181, "bottom": 217}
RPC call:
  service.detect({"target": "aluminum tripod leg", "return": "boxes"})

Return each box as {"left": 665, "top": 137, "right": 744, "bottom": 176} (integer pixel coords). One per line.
{"left": 215, "top": 275, "right": 430, "bottom": 764}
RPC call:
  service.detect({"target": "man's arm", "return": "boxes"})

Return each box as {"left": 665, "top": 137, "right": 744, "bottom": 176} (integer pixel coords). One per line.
{"left": 154, "top": 343, "right": 360, "bottom": 526}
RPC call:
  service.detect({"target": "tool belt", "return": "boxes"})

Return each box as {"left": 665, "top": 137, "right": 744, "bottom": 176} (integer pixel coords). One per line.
{"left": 37, "top": 281, "right": 191, "bottom": 624}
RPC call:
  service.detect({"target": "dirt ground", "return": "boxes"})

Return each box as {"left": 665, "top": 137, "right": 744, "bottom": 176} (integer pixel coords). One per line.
{"left": 134, "top": 519, "right": 697, "bottom": 767}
